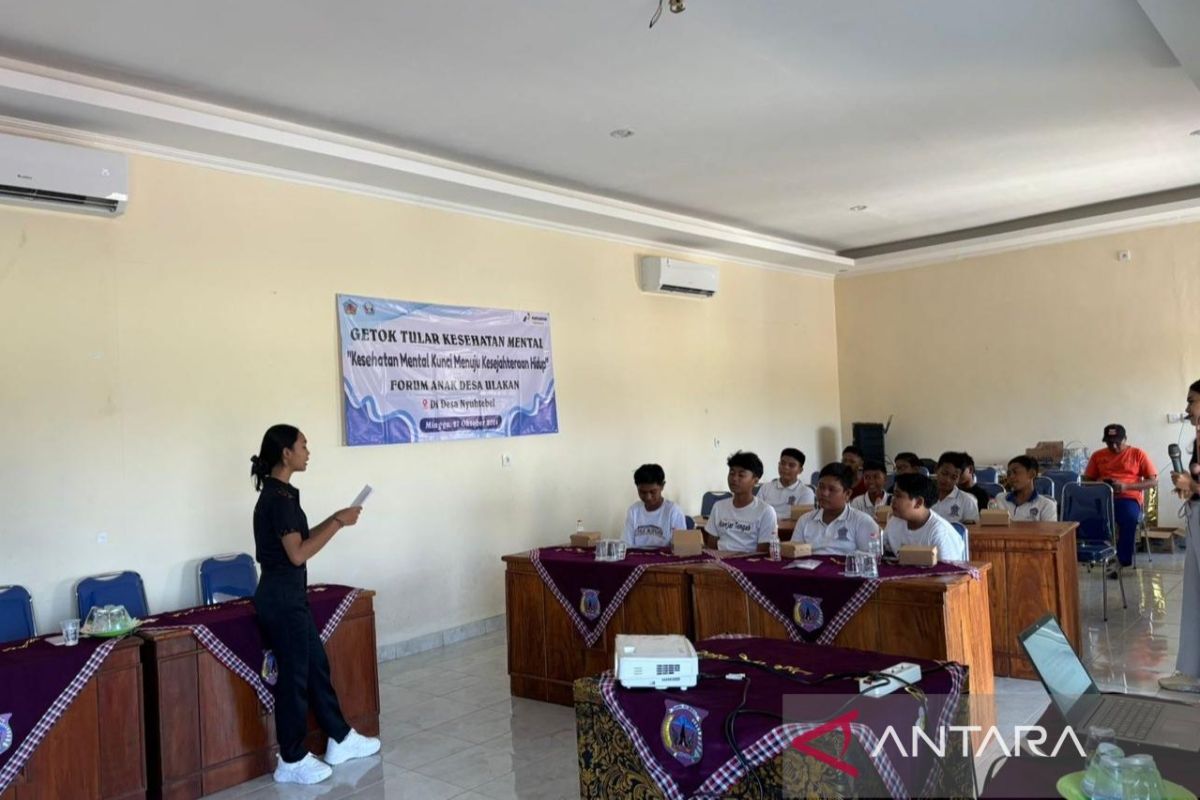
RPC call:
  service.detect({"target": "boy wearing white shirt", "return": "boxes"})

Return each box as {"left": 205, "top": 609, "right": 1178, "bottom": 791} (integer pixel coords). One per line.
{"left": 931, "top": 451, "right": 980, "bottom": 524}
{"left": 758, "top": 447, "right": 815, "bottom": 519}
{"left": 991, "top": 456, "right": 1058, "bottom": 522}
{"left": 622, "top": 463, "right": 689, "bottom": 548}
{"left": 704, "top": 451, "right": 778, "bottom": 554}
{"left": 885, "top": 473, "right": 965, "bottom": 561}
{"left": 795, "top": 463, "right": 880, "bottom": 555}
{"left": 849, "top": 460, "right": 890, "bottom": 514}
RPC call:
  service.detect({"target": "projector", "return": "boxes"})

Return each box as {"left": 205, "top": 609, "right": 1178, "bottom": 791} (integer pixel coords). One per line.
{"left": 614, "top": 634, "right": 699, "bottom": 690}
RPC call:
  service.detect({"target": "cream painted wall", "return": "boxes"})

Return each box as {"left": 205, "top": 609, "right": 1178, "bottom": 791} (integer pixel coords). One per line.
{"left": 0, "top": 154, "right": 842, "bottom": 643}
{"left": 836, "top": 221, "right": 1200, "bottom": 523}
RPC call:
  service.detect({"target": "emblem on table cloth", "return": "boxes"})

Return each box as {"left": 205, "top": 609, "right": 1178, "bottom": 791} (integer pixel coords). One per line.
{"left": 661, "top": 701, "right": 707, "bottom": 766}
{"left": 0, "top": 713, "right": 11, "bottom": 756}
{"left": 579, "top": 589, "right": 602, "bottom": 621}
{"left": 261, "top": 650, "right": 279, "bottom": 686}
{"left": 793, "top": 594, "right": 825, "bottom": 632}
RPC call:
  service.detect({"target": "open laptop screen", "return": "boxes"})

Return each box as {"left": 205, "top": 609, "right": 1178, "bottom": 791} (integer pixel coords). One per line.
{"left": 1019, "top": 614, "right": 1099, "bottom": 717}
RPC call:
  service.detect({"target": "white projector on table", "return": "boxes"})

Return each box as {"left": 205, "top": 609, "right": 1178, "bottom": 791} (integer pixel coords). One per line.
{"left": 614, "top": 634, "right": 699, "bottom": 690}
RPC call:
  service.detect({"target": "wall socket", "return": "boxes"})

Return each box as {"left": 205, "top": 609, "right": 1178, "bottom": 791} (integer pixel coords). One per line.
{"left": 500, "top": 453, "right": 513, "bottom": 468}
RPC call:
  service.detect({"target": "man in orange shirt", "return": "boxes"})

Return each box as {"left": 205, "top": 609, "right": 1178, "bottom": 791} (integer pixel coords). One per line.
{"left": 1082, "top": 424, "right": 1158, "bottom": 573}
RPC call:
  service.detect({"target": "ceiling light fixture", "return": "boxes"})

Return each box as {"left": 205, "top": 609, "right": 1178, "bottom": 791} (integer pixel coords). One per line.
{"left": 649, "top": 0, "right": 685, "bottom": 28}
{"left": 849, "top": 205, "right": 868, "bottom": 212}
{"left": 610, "top": 129, "right": 635, "bottom": 139}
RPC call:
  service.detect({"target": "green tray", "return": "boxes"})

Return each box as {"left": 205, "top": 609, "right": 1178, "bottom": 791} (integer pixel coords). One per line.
{"left": 81, "top": 619, "right": 142, "bottom": 638}
{"left": 1057, "top": 770, "right": 1196, "bottom": 800}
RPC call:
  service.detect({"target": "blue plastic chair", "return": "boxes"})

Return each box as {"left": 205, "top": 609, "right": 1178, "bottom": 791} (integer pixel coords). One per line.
{"left": 978, "top": 481, "right": 1006, "bottom": 500}
{"left": 950, "top": 522, "right": 970, "bottom": 560}
{"left": 975, "top": 467, "right": 999, "bottom": 484}
{"left": 1061, "top": 483, "right": 1127, "bottom": 621}
{"left": 0, "top": 585, "right": 36, "bottom": 643}
{"left": 684, "top": 515, "right": 696, "bottom": 530}
{"left": 700, "top": 491, "right": 732, "bottom": 517}
{"left": 76, "top": 571, "right": 149, "bottom": 620}
{"left": 1034, "top": 476, "right": 1055, "bottom": 498}
{"left": 1044, "top": 470, "right": 1080, "bottom": 504}
{"left": 198, "top": 553, "right": 257, "bottom": 605}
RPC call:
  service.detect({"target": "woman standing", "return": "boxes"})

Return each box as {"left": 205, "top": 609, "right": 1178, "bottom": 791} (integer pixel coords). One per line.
{"left": 251, "top": 424, "right": 380, "bottom": 784}
{"left": 1160, "top": 382, "right": 1200, "bottom": 693}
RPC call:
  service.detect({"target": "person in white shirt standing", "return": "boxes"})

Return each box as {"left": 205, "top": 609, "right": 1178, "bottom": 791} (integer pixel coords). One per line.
{"left": 794, "top": 463, "right": 880, "bottom": 555}
{"left": 990, "top": 456, "right": 1057, "bottom": 521}
{"left": 931, "top": 451, "right": 980, "bottom": 524}
{"left": 758, "top": 447, "right": 815, "bottom": 519}
{"left": 704, "top": 451, "right": 778, "bottom": 553}
{"left": 885, "top": 473, "right": 965, "bottom": 561}
{"left": 622, "top": 463, "right": 688, "bottom": 548}
{"left": 850, "top": 460, "right": 890, "bottom": 515}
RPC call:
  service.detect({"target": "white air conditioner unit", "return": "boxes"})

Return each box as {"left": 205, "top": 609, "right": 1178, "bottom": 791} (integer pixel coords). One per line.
{"left": 639, "top": 256, "right": 718, "bottom": 298}
{"left": 0, "top": 132, "right": 128, "bottom": 216}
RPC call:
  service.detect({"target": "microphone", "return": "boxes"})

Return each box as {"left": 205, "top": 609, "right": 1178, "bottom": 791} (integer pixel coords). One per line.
{"left": 1169, "top": 443, "right": 1184, "bottom": 474}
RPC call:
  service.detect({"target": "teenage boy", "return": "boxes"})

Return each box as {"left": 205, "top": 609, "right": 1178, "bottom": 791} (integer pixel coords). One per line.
{"left": 704, "top": 451, "right": 778, "bottom": 553}
{"left": 758, "top": 447, "right": 816, "bottom": 519}
{"left": 931, "top": 451, "right": 980, "bottom": 524}
{"left": 794, "top": 463, "right": 879, "bottom": 555}
{"left": 842, "top": 445, "right": 868, "bottom": 498}
{"left": 992, "top": 456, "right": 1057, "bottom": 521}
{"left": 958, "top": 453, "right": 993, "bottom": 511}
{"left": 1082, "top": 423, "right": 1158, "bottom": 571}
{"left": 894, "top": 452, "right": 922, "bottom": 475}
{"left": 622, "top": 463, "right": 688, "bottom": 548}
{"left": 850, "top": 460, "right": 891, "bottom": 514}
{"left": 885, "top": 473, "right": 965, "bottom": 561}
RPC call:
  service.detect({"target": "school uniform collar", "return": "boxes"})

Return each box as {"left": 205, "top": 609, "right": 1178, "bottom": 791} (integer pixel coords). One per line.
{"left": 813, "top": 505, "right": 852, "bottom": 526}
{"left": 1005, "top": 489, "right": 1041, "bottom": 506}
{"left": 776, "top": 477, "right": 805, "bottom": 491}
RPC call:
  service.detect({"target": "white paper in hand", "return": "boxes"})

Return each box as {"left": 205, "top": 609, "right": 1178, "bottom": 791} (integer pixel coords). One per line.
{"left": 350, "top": 485, "right": 373, "bottom": 507}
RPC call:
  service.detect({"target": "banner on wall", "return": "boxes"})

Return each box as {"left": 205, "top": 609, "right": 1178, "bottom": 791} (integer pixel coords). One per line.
{"left": 337, "top": 295, "right": 558, "bottom": 445}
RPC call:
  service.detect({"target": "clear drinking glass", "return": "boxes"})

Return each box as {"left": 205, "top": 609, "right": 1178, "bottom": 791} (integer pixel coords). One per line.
{"left": 60, "top": 618, "right": 80, "bottom": 646}
{"left": 92, "top": 607, "right": 112, "bottom": 633}
{"left": 843, "top": 552, "right": 862, "bottom": 577}
{"left": 1121, "top": 754, "right": 1164, "bottom": 800}
{"left": 1081, "top": 730, "right": 1119, "bottom": 795}
{"left": 108, "top": 605, "right": 131, "bottom": 630}
{"left": 1090, "top": 754, "right": 1125, "bottom": 800}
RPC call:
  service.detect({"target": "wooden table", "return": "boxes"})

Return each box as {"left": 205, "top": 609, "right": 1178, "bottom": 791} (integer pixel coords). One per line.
{"left": 137, "top": 591, "right": 379, "bottom": 799}
{"left": 0, "top": 637, "right": 146, "bottom": 800}
{"left": 688, "top": 561, "right": 995, "bottom": 695}
{"left": 504, "top": 552, "right": 692, "bottom": 705}
{"left": 966, "top": 521, "right": 1079, "bottom": 679}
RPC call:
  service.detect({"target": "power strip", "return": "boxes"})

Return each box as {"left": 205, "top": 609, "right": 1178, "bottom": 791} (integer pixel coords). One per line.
{"left": 858, "top": 662, "right": 922, "bottom": 697}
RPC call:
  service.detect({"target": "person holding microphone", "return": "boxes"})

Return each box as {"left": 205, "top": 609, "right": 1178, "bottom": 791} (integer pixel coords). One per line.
{"left": 1160, "top": 383, "right": 1200, "bottom": 693}
{"left": 250, "top": 424, "right": 381, "bottom": 784}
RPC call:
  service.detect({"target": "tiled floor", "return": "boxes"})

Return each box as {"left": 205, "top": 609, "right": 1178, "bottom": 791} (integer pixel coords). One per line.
{"left": 204, "top": 548, "right": 1192, "bottom": 799}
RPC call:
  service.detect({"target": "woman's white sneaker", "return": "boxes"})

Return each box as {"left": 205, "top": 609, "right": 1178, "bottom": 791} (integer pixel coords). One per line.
{"left": 273, "top": 752, "right": 332, "bottom": 784}
{"left": 324, "top": 729, "right": 381, "bottom": 765}
{"left": 1158, "top": 672, "right": 1200, "bottom": 693}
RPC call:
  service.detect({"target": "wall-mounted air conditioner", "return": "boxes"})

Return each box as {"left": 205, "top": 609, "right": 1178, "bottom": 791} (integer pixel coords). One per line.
{"left": 639, "top": 256, "right": 718, "bottom": 298}
{"left": 0, "top": 131, "right": 128, "bottom": 216}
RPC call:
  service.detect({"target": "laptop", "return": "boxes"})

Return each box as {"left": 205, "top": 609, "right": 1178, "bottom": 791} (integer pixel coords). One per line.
{"left": 1018, "top": 613, "right": 1200, "bottom": 752}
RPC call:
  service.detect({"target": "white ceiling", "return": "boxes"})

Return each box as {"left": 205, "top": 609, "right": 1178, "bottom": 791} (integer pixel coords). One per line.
{"left": 0, "top": 0, "right": 1198, "bottom": 272}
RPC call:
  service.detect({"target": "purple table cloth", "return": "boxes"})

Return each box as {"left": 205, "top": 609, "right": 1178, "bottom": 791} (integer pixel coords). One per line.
{"left": 139, "top": 583, "right": 360, "bottom": 711}
{"left": 0, "top": 634, "right": 122, "bottom": 794}
{"left": 529, "top": 547, "right": 711, "bottom": 647}
{"left": 600, "top": 635, "right": 966, "bottom": 800}
{"left": 720, "top": 555, "right": 979, "bottom": 644}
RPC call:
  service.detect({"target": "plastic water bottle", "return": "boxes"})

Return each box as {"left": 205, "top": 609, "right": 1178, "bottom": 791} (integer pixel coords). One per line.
{"left": 768, "top": 540, "right": 781, "bottom": 561}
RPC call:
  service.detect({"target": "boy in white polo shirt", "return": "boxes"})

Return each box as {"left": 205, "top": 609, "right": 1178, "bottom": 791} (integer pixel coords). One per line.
{"left": 704, "top": 451, "right": 778, "bottom": 553}
{"left": 758, "top": 447, "right": 815, "bottom": 519}
{"left": 931, "top": 451, "right": 980, "bottom": 524}
{"left": 850, "top": 460, "right": 890, "bottom": 514}
{"left": 795, "top": 463, "right": 880, "bottom": 555}
{"left": 990, "top": 455, "right": 1058, "bottom": 522}
{"left": 885, "top": 473, "right": 965, "bottom": 561}
{"left": 622, "top": 463, "right": 689, "bottom": 548}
